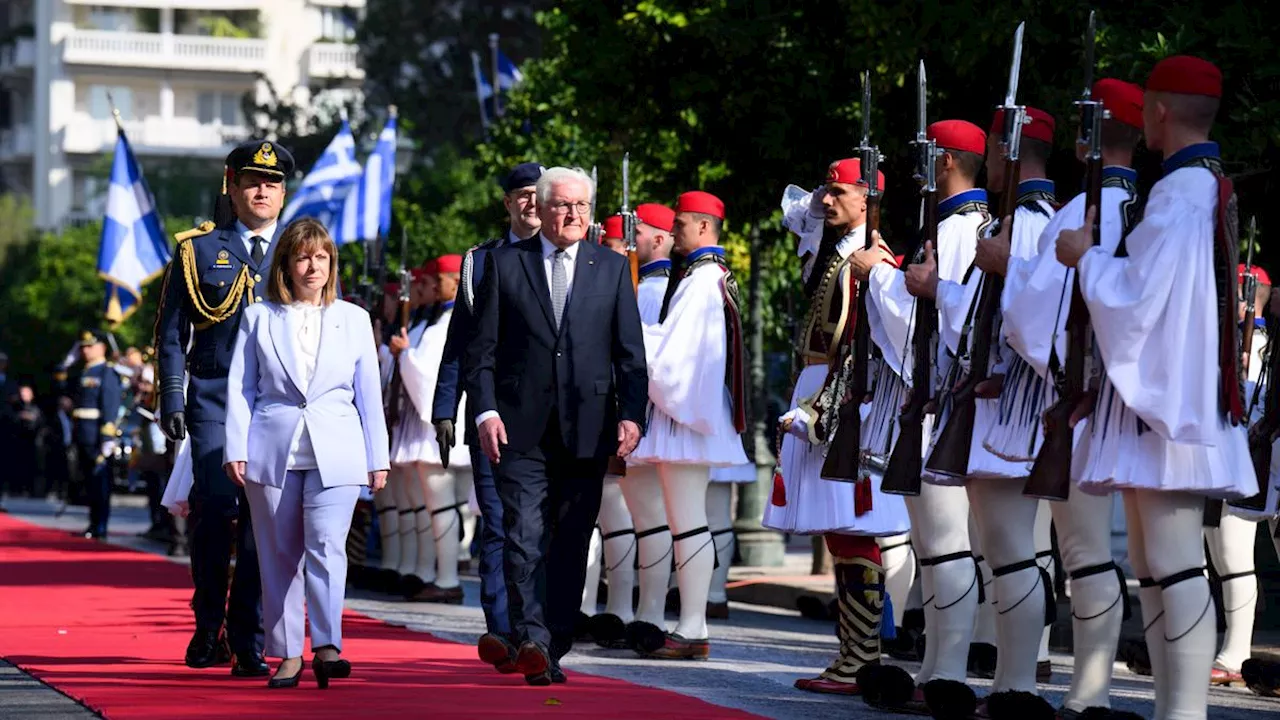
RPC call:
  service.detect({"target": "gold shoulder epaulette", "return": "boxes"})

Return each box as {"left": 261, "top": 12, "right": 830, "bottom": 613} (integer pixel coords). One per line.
{"left": 174, "top": 221, "right": 216, "bottom": 244}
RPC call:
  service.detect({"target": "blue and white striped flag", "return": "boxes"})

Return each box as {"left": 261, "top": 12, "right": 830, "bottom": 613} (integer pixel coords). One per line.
{"left": 280, "top": 120, "right": 362, "bottom": 243}
{"left": 496, "top": 49, "right": 523, "bottom": 90}
{"left": 97, "top": 130, "right": 170, "bottom": 325}
{"left": 471, "top": 51, "right": 494, "bottom": 128}
{"left": 340, "top": 112, "right": 397, "bottom": 243}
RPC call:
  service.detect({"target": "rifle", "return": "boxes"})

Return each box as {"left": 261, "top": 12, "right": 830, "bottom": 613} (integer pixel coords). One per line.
{"left": 621, "top": 152, "right": 640, "bottom": 289}
{"left": 1241, "top": 217, "right": 1259, "bottom": 374}
{"left": 586, "top": 165, "right": 602, "bottom": 245}
{"left": 925, "top": 21, "right": 1026, "bottom": 479}
{"left": 820, "top": 70, "right": 882, "bottom": 481}
{"left": 882, "top": 60, "right": 939, "bottom": 496}
{"left": 384, "top": 228, "right": 411, "bottom": 432}
{"left": 1024, "top": 12, "right": 1101, "bottom": 501}
{"left": 1232, "top": 310, "right": 1278, "bottom": 514}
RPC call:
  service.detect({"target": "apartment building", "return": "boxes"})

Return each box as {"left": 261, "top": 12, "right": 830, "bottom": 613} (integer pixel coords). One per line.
{"left": 0, "top": 0, "right": 364, "bottom": 229}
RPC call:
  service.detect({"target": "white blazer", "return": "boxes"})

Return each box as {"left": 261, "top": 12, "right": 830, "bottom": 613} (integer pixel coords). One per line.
{"left": 225, "top": 300, "right": 390, "bottom": 488}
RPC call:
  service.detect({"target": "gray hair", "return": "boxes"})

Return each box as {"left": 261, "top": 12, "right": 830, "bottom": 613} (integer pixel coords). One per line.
{"left": 536, "top": 166, "right": 595, "bottom": 205}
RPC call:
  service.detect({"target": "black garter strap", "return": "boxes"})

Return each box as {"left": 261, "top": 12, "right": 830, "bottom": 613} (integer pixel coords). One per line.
{"left": 603, "top": 528, "right": 637, "bottom": 541}
{"left": 1154, "top": 567, "right": 1212, "bottom": 643}
{"left": 991, "top": 558, "right": 1057, "bottom": 626}
{"left": 636, "top": 525, "right": 671, "bottom": 539}
{"left": 377, "top": 506, "right": 397, "bottom": 515}
{"left": 1070, "top": 561, "right": 1132, "bottom": 621}
{"left": 633, "top": 525, "right": 673, "bottom": 571}
{"left": 600, "top": 528, "right": 638, "bottom": 572}
{"left": 919, "top": 551, "right": 983, "bottom": 607}
{"left": 671, "top": 526, "right": 719, "bottom": 570}
{"left": 879, "top": 539, "right": 913, "bottom": 554}
{"left": 430, "top": 501, "right": 465, "bottom": 516}
{"left": 1219, "top": 570, "right": 1256, "bottom": 582}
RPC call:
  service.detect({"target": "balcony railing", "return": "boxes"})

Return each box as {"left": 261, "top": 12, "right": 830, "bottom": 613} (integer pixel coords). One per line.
{"left": 63, "top": 30, "right": 267, "bottom": 73}
{"left": 62, "top": 0, "right": 264, "bottom": 9}
{"left": 64, "top": 116, "right": 250, "bottom": 157}
{"left": 0, "top": 125, "right": 35, "bottom": 161}
{"left": 307, "top": 42, "right": 363, "bottom": 80}
{"left": 0, "top": 37, "right": 36, "bottom": 74}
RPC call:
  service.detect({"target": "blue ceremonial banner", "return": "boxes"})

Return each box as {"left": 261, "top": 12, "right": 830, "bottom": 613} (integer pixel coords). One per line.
{"left": 340, "top": 112, "right": 397, "bottom": 244}
{"left": 280, "top": 120, "right": 362, "bottom": 243}
{"left": 496, "top": 49, "right": 523, "bottom": 90}
{"left": 471, "top": 51, "right": 494, "bottom": 128}
{"left": 97, "top": 130, "right": 170, "bottom": 325}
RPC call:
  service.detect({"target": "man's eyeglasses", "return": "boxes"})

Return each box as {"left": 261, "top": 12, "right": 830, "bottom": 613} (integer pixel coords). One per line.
{"left": 507, "top": 190, "right": 537, "bottom": 204}
{"left": 548, "top": 201, "right": 592, "bottom": 216}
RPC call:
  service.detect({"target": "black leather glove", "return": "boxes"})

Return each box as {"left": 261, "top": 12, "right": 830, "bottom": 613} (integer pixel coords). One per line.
{"left": 162, "top": 411, "right": 186, "bottom": 442}
{"left": 433, "top": 419, "right": 454, "bottom": 469}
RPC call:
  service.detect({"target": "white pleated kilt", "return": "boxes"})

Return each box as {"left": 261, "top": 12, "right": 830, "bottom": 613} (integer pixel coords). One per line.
{"left": 630, "top": 405, "right": 749, "bottom": 467}
{"left": 390, "top": 411, "right": 472, "bottom": 468}
{"left": 710, "top": 462, "right": 756, "bottom": 483}
{"left": 923, "top": 394, "right": 1028, "bottom": 486}
{"left": 761, "top": 365, "right": 910, "bottom": 537}
{"left": 982, "top": 355, "right": 1049, "bottom": 463}
{"left": 1073, "top": 377, "right": 1257, "bottom": 499}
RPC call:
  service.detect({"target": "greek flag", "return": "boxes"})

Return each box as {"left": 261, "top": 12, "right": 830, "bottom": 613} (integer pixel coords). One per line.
{"left": 280, "top": 120, "right": 362, "bottom": 242}
{"left": 471, "top": 51, "right": 494, "bottom": 128}
{"left": 496, "top": 49, "right": 523, "bottom": 90}
{"left": 97, "top": 130, "right": 170, "bottom": 325}
{"left": 339, "top": 113, "right": 396, "bottom": 243}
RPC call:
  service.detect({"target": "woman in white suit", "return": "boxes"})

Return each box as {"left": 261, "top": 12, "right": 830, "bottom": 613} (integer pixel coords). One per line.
{"left": 224, "top": 218, "right": 390, "bottom": 689}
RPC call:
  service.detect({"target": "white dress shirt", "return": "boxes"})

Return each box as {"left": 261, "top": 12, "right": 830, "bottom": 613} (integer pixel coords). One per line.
{"left": 475, "top": 236, "right": 580, "bottom": 429}
{"left": 285, "top": 302, "right": 324, "bottom": 470}
{"left": 235, "top": 220, "right": 278, "bottom": 260}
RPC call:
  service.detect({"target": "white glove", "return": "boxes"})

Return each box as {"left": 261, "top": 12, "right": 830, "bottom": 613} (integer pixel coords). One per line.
{"left": 778, "top": 408, "right": 812, "bottom": 440}
{"left": 100, "top": 440, "right": 117, "bottom": 458}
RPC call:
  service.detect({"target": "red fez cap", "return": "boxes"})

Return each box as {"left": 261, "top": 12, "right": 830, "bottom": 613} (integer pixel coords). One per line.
{"left": 1147, "top": 55, "right": 1222, "bottom": 98}
{"left": 826, "top": 158, "right": 886, "bottom": 191}
{"left": 1093, "top": 78, "right": 1145, "bottom": 129}
{"left": 414, "top": 261, "right": 435, "bottom": 280}
{"left": 1239, "top": 263, "right": 1272, "bottom": 286}
{"left": 928, "top": 120, "right": 987, "bottom": 155}
{"left": 602, "top": 215, "right": 624, "bottom": 240}
{"left": 436, "top": 254, "right": 462, "bottom": 274}
{"left": 991, "top": 107, "right": 1055, "bottom": 143}
{"left": 383, "top": 282, "right": 400, "bottom": 295}
{"left": 635, "top": 203, "right": 675, "bottom": 232}
{"left": 676, "top": 191, "right": 725, "bottom": 219}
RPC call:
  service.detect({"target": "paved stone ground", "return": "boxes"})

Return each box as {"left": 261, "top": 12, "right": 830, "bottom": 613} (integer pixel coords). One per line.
{"left": 2, "top": 496, "right": 1278, "bottom": 719}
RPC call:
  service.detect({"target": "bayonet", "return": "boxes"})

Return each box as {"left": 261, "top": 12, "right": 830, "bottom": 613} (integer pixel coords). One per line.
{"left": 621, "top": 152, "right": 631, "bottom": 215}
{"left": 857, "top": 70, "right": 882, "bottom": 197}
{"left": 587, "top": 165, "right": 601, "bottom": 244}
{"left": 1082, "top": 11, "right": 1096, "bottom": 96}
{"left": 1246, "top": 216, "right": 1257, "bottom": 271}
{"left": 621, "top": 152, "right": 639, "bottom": 286}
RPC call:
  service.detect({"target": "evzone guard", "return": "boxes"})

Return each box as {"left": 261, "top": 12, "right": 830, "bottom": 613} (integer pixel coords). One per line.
{"left": 627, "top": 191, "right": 748, "bottom": 659}
{"left": 390, "top": 255, "right": 472, "bottom": 604}
{"left": 857, "top": 116, "right": 992, "bottom": 711}
{"left": 1052, "top": 56, "right": 1257, "bottom": 719}
{"left": 617, "top": 203, "right": 682, "bottom": 653}
{"left": 762, "top": 156, "right": 909, "bottom": 694}
{"left": 987, "top": 76, "right": 1145, "bottom": 716}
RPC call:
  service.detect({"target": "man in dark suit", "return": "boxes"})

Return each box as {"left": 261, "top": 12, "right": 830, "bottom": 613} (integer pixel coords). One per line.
{"left": 466, "top": 166, "right": 648, "bottom": 686}
{"left": 155, "top": 140, "right": 294, "bottom": 677}
{"left": 432, "top": 162, "right": 543, "bottom": 672}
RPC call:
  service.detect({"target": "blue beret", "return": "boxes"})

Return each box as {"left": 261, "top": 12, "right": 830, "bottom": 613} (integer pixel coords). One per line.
{"left": 226, "top": 140, "right": 295, "bottom": 178}
{"left": 502, "top": 162, "right": 544, "bottom": 192}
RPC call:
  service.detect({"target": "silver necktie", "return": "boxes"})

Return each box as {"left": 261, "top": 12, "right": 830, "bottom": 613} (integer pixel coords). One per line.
{"left": 551, "top": 248, "right": 568, "bottom": 329}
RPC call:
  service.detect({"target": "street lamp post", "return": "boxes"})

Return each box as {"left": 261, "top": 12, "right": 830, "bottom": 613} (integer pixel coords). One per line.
{"left": 734, "top": 225, "right": 785, "bottom": 567}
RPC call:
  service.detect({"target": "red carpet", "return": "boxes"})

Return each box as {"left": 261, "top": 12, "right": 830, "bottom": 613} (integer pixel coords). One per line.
{"left": 0, "top": 514, "right": 761, "bottom": 719}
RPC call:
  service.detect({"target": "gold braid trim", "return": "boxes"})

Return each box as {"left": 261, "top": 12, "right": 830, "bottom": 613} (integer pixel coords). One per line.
{"left": 177, "top": 237, "right": 256, "bottom": 331}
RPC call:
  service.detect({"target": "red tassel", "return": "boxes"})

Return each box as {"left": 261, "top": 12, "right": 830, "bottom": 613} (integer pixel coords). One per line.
{"left": 771, "top": 470, "right": 787, "bottom": 507}
{"left": 854, "top": 475, "right": 873, "bottom": 517}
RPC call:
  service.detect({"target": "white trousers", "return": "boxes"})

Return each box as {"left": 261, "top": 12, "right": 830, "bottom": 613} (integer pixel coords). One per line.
{"left": 1205, "top": 510, "right": 1258, "bottom": 671}
{"left": 619, "top": 465, "right": 673, "bottom": 627}
{"left": 906, "top": 481, "right": 975, "bottom": 684}
{"left": 598, "top": 481, "right": 637, "bottom": 621}
{"left": 658, "top": 463, "right": 714, "bottom": 640}
{"left": 244, "top": 470, "right": 360, "bottom": 659}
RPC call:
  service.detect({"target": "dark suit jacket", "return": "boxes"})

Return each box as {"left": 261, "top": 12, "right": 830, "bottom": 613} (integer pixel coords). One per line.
{"left": 465, "top": 237, "right": 647, "bottom": 458}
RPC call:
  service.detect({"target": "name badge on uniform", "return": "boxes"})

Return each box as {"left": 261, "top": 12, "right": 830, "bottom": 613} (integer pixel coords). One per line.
{"left": 214, "top": 249, "right": 232, "bottom": 266}
{"left": 81, "top": 376, "right": 101, "bottom": 388}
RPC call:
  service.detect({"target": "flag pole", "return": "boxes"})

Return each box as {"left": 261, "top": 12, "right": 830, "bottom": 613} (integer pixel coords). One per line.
{"left": 489, "top": 33, "right": 502, "bottom": 119}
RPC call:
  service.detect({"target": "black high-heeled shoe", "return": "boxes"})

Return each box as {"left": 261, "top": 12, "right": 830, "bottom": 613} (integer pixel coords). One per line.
{"left": 267, "top": 660, "right": 305, "bottom": 689}
{"left": 312, "top": 654, "right": 351, "bottom": 689}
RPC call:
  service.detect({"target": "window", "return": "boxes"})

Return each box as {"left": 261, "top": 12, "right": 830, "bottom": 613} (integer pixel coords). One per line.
{"left": 76, "top": 6, "right": 159, "bottom": 33}
{"left": 88, "top": 86, "right": 133, "bottom": 121}
{"left": 319, "top": 7, "right": 357, "bottom": 43}
{"left": 197, "top": 91, "right": 242, "bottom": 126}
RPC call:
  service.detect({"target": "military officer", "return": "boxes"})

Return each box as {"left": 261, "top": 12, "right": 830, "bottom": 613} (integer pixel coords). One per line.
{"left": 71, "top": 331, "right": 122, "bottom": 539}
{"left": 154, "top": 139, "right": 294, "bottom": 677}
{"left": 431, "top": 161, "right": 543, "bottom": 673}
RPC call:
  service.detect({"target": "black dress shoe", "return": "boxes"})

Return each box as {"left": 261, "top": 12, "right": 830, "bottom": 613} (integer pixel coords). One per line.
{"left": 478, "top": 633, "right": 517, "bottom": 673}
{"left": 524, "top": 671, "right": 552, "bottom": 686}
{"left": 312, "top": 655, "right": 351, "bottom": 689}
{"left": 267, "top": 661, "right": 304, "bottom": 689}
{"left": 185, "top": 631, "right": 232, "bottom": 669}
{"left": 549, "top": 659, "right": 566, "bottom": 684}
{"left": 231, "top": 654, "right": 270, "bottom": 677}
{"left": 514, "top": 641, "right": 549, "bottom": 676}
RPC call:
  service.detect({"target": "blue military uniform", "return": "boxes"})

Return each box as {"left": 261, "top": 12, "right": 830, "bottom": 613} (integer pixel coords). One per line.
{"left": 431, "top": 161, "right": 543, "bottom": 646}
{"left": 71, "top": 331, "right": 122, "bottom": 538}
{"left": 154, "top": 139, "right": 292, "bottom": 670}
